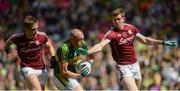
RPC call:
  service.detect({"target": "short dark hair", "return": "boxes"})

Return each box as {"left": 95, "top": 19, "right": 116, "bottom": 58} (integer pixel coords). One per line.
{"left": 111, "top": 8, "right": 125, "bottom": 17}
{"left": 23, "top": 15, "right": 37, "bottom": 28}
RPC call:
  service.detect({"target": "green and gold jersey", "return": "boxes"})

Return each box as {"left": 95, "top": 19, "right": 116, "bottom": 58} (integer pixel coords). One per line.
{"left": 53, "top": 39, "right": 88, "bottom": 86}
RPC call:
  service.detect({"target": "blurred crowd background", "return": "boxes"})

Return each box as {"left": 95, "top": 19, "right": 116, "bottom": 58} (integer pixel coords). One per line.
{"left": 0, "top": 0, "right": 180, "bottom": 90}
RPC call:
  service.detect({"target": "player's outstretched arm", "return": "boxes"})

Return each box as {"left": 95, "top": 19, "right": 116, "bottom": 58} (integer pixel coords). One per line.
{"left": 88, "top": 38, "right": 110, "bottom": 55}
{"left": 76, "top": 38, "right": 110, "bottom": 55}
{"left": 135, "top": 33, "right": 177, "bottom": 46}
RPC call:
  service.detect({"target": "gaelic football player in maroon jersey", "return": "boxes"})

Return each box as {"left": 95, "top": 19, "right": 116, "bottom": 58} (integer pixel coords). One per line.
{"left": 76, "top": 8, "right": 177, "bottom": 90}
{"left": 5, "top": 15, "right": 55, "bottom": 90}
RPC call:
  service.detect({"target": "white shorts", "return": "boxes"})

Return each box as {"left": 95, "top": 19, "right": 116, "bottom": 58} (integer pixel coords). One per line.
{"left": 116, "top": 61, "right": 142, "bottom": 80}
{"left": 53, "top": 75, "right": 80, "bottom": 90}
{"left": 20, "top": 67, "right": 48, "bottom": 85}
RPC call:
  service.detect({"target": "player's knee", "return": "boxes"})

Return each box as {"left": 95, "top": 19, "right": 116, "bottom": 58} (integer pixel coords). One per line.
{"left": 122, "top": 77, "right": 139, "bottom": 90}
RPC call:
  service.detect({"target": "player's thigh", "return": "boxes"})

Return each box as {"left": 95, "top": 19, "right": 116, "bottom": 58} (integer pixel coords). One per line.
{"left": 133, "top": 62, "right": 142, "bottom": 89}
{"left": 116, "top": 64, "right": 138, "bottom": 90}
{"left": 121, "top": 77, "right": 138, "bottom": 90}
{"left": 25, "top": 74, "right": 42, "bottom": 90}
{"left": 20, "top": 67, "right": 42, "bottom": 90}
{"left": 133, "top": 62, "right": 142, "bottom": 80}
{"left": 74, "top": 84, "right": 83, "bottom": 90}
{"left": 116, "top": 64, "right": 134, "bottom": 80}
{"left": 117, "top": 62, "right": 142, "bottom": 80}
{"left": 37, "top": 69, "right": 48, "bottom": 86}
{"left": 135, "top": 79, "right": 141, "bottom": 89}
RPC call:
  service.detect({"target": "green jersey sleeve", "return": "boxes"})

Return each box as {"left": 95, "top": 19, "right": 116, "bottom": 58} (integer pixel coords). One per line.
{"left": 56, "top": 44, "right": 69, "bottom": 63}
{"left": 82, "top": 41, "right": 88, "bottom": 50}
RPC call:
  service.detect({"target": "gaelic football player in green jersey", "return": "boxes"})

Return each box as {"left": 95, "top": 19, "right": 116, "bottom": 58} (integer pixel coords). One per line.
{"left": 52, "top": 28, "right": 93, "bottom": 90}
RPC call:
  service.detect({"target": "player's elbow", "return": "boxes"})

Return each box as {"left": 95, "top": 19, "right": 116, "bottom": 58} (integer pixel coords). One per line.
{"left": 140, "top": 38, "right": 149, "bottom": 45}
{"left": 144, "top": 38, "right": 155, "bottom": 45}
{"left": 61, "top": 69, "right": 69, "bottom": 77}
{"left": 61, "top": 73, "right": 66, "bottom": 77}
{"left": 61, "top": 71, "right": 66, "bottom": 76}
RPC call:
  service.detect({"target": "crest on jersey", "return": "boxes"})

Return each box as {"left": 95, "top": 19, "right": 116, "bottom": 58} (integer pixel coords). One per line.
{"left": 128, "top": 30, "right": 132, "bottom": 34}
{"left": 35, "top": 41, "right": 40, "bottom": 45}
{"left": 117, "top": 34, "right": 121, "bottom": 37}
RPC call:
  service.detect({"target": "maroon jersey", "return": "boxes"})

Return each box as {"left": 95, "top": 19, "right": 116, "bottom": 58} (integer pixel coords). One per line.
{"left": 104, "top": 24, "right": 139, "bottom": 65}
{"left": 10, "top": 32, "right": 48, "bottom": 69}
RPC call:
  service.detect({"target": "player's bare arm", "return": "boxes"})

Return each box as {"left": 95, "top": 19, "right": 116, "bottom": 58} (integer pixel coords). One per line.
{"left": 135, "top": 33, "right": 163, "bottom": 45}
{"left": 60, "top": 62, "right": 81, "bottom": 78}
{"left": 45, "top": 39, "right": 55, "bottom": 56}
{"left": 5, "top": 36, "right": 14, "bottom": 53}
{"left": 44, "top": 39, "right": 56, "bottom": 68}
{"left": 135, "top": 33, "right": 177, "bottom": 46}
{"left": 88, "top": 38, "right": 110, "bottom": 55}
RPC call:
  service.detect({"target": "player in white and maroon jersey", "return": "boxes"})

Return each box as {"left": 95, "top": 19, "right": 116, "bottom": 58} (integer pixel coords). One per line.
{"left": 5, "top": 15, "right": 55, "bottom": 90}
{"left": 76, "top": 8, "right": 177, "bottom": 90}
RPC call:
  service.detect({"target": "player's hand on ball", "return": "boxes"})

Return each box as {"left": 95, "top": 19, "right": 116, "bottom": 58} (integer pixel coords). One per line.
{"left": 80, "top": 62, "right": 91, "bottom": 77}
{"left": 81, "top": 67, "right": 90, "bottom": 77}
{"left": 76, "top": 48, "right": 88, "bottom": 55}
{"left": 163, "top": 41, "right": 177, "bottom": 47}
